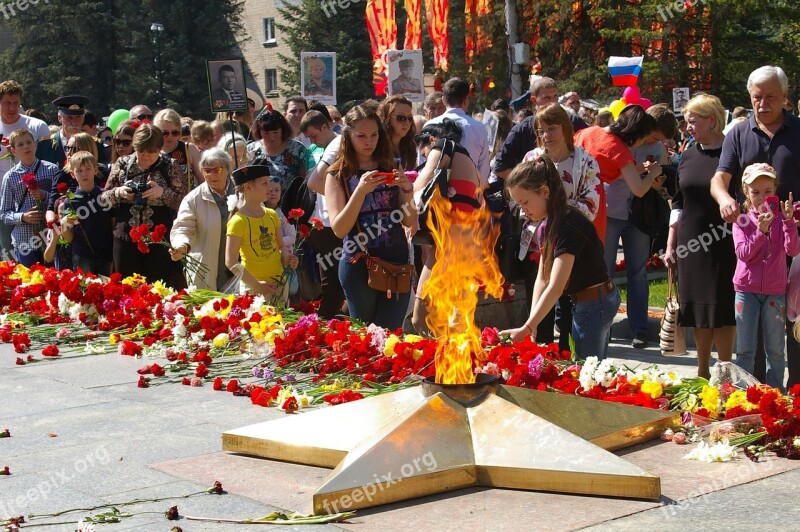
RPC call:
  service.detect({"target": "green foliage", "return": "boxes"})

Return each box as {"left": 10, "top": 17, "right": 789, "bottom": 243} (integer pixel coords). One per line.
{"left": 0, "top": 0, "right": 246, "bottom": 121}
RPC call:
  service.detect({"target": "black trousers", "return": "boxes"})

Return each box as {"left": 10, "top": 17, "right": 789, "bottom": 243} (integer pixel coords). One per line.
{"left": 307, "top": 226, "right": 345, "bottom": 320}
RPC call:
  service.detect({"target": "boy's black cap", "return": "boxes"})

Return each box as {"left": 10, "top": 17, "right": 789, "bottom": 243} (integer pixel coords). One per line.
{"left": 231, "top": 165, "right": 270, "bottom": 186}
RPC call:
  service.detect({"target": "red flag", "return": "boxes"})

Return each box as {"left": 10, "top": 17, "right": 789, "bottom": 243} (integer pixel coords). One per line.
{"left": 366, "top": 0, "right": 398, "bottom": 95}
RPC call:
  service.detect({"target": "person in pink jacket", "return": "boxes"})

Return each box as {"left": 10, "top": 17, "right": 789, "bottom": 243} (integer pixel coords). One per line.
{"left": 733, "top": 163, "right": 800, "bottom": 392}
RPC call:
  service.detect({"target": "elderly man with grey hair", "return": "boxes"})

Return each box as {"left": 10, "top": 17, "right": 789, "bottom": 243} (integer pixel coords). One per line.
{"left": 711, "top": 64, "right": 800, "bottom": 391}
{"left": 129, "top": 104, "right": 154, "bottom": 122}
{"left": 170, "top": 147, "right": 235, "bottom": 290}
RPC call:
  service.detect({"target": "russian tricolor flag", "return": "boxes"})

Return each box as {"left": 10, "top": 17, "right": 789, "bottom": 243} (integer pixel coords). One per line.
{"left": 608, "top": 56, "right": 643, "bottom": 87}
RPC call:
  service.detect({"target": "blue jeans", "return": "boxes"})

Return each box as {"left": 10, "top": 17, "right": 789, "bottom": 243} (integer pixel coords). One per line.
{"left": 734, "top": 292, "right": 786, "bottom": 392}
{"left": 15, "top": 246, "right": 44, "bottom": 267}
{"left": 572, "top": 287, "right": 621, "bottom": 360}
{"left": 339, "top": 257, "right": 411, "bottom": 330}
{"left": 605, "top": 217, "right": 650, "bottom": 337}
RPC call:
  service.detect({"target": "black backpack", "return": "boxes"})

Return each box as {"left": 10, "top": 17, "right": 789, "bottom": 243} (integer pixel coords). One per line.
{"left": 281, "top": 175, "right": 317, "bottom": 225}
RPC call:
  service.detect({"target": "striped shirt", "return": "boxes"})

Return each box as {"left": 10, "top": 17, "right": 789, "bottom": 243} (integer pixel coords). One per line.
{"left": 0, "top": 158, "right": 61, "bottom": 248}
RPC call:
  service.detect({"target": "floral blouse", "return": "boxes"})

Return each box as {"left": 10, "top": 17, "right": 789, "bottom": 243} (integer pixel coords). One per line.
{"left": 523, "top": 146, "right": 601, "bottom": 222}
{"left": 248, "top": 139, "right": 308, "bottom": 191}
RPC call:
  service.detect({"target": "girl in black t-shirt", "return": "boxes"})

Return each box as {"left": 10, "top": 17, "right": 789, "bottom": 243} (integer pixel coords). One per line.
{"left": 500, "top": 155, "right": 620, "bottom": 360}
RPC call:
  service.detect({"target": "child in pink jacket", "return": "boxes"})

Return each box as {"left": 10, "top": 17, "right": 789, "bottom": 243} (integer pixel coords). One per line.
{"left": 733, "top": 163, "right": 800, "bottom": 392}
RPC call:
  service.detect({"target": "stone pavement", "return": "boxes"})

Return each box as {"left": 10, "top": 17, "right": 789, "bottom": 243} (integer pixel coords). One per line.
{"left": 1, "top": 314, "right": 798, "bottom": 531}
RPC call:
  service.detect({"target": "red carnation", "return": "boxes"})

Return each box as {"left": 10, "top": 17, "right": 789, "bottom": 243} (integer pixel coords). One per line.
{"left": 22, "top": 172, "right": 38, "bottom": 191}
{"left": 150, "top": 363, "right": 165, "bottom": 377}
{"left": 207, "top": 480, "right": 225, "bottom": 494}
{"left": 226, "top": 379, "right": 240, "bottom": 392}
{"left": 15, "top": 357, "right": 25, "bottom": 365}
{"left": 298, "top": 224, "right": 311, "bottom": 239}
{"left": 181, "top": 377, "right": 191, "bottom": 385}
{"left": 288, "top": 208, "right": 304, "bottom": 221}
{"left": 212, "top": 376, "right": 224, "bottom": 390}
{"left": 309, "top": 217, "right": 324, "bottom": 230}
{"left": 195, "top": 363, "right": 209, "bottom": 378}
{"left": 57, "top": 182, "right": 68, "bottom": 195}
{"left": 281, "top": 396, "right": 299, "bottom": 413}
{"left": 137, "top": 376, "right": 149, "bottom": 388}
{"left": 41, "top": 345, "right": 60, "bottom": 357}
{"left": 0, "top": 466, "right": 10, "bottom": 475}
{"left": 165, "top": 506, "right": 179, "bottom": 520}
{"left": 136, "top": 241, "right": 150, "bottom": 254}
{"left": 150, "top": 224, "right": 167, "bottom": 243}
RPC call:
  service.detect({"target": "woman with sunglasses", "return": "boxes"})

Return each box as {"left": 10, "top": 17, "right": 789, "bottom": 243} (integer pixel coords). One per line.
{"left": 377, "top": 96, "right": 416, "bottom": 171}
{"left": 112, "top": 123, "right": 135, "bottom": 163}
{"left": 248, "top": 109, "right": 308, "bottom": 192}
{"left": 154, "top": 109, "right": 204, "bottom": 190}
{"left": 170, "top": 147, "right": 235, "bottom": 290}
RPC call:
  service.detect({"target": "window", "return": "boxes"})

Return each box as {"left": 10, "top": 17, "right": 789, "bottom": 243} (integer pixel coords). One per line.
{"left": 265, "top": 69, "right": 278, "bottom": 93}
{"left": 263, "top": 18, "right": 276, "bottom": 44}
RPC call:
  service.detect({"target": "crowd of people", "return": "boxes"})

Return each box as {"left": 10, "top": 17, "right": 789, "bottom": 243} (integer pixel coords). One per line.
{"left": 1, "top": 64, "right": 799, "bottom": 392}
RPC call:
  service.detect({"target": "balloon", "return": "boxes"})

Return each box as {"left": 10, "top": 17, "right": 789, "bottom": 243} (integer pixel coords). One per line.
{"left": 622, "top": 85, "right": 641, "bottom": 104}
{"left": 108, "top": 109, "right": 130, "bottom": 134}
{"left": 639, "top": 97, "right": 652, "bottom": 110}
{"left": 608, "top": 99, "right": 626, "bottom": 120}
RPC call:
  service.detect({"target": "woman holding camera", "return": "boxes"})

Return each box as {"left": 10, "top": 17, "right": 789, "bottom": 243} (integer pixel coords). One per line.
{"left": 103, "top": 123, "right": 188, "bottom": 284}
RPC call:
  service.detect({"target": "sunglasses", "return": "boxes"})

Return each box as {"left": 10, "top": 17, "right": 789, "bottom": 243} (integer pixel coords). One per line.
{"left": 393, "top": 114, "right": 413, "bottom": 123}
{"left": 162, "top": 129, "right": 181, "bottom": 137}
{"left": 114, "top": 139, "right": 133, "bottom": 147}
{"left": 136, "top": 114, "right": 154, "bottom": 121}
{"left": 102, "top": 136, "right": 113, "bottom": 143}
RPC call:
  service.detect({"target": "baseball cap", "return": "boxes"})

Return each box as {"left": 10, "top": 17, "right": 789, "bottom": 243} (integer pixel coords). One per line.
{"left": 742, "top": 163, "right": 777, "bottom": 185}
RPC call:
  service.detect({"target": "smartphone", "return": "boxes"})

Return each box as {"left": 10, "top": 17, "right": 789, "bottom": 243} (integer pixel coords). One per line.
{"left": 373, "top": 172, "right": 395, "bottom": 184}
{"left": 765, "top": 195, "right": 780, "bottom": 214}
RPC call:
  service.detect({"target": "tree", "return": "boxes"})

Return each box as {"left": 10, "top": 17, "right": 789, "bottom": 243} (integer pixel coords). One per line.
{"left": 276, "top": 0, "right": 373, "bottom": 109}
{"left": 0, "top": 0, "right": 246, "bottom": 121}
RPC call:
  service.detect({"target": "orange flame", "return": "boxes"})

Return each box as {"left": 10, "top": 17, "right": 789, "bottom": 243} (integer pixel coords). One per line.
{"left": 420, "top": 190, "right": 505, "bottom": 384}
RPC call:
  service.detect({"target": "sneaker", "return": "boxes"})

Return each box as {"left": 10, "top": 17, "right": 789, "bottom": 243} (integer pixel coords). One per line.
{"left": 631, "top": 333, "right": 648, "bottom": 349}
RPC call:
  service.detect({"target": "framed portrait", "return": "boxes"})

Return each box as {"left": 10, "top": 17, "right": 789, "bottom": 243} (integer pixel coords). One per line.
{"left": 301, "top": 52, "right": 337, "bottom": 105}
{"left": 672, "top": 87, "right": 690, "bottom": 113}
{"left": 386, "top": 49, "right": 424, "bottom": 102}
{"left": 207, "top": 59, "right": 248, "bottom": 113}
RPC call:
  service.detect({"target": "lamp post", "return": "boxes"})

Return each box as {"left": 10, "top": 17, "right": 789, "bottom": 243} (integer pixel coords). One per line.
{"left": 150, "top": 23, "right": 165, "bottom": 108}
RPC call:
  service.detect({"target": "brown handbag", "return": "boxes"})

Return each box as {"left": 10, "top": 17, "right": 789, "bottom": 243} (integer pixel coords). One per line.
{"left": 349, "top": 252, "right": 413, "bottom": 299}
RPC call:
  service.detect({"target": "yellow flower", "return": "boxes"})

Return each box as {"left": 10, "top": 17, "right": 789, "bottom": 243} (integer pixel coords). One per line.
{"left": 724, "top": 390, "right": 758, "bottom": 412}
{"left": 150, "top": 280, "right": 174, "bottom": 298}
{"left": 699, "top": 385, "right": 720, "bottom": 414}
{"left": 109, "top": 333, "right": 121, "bottom": 345}
{"left": 384, "top": 334, "right": 400, "bottom": 357}
{"left": 121, "top": 273, "right": 147, "bottom": 287}
{"left": 11, "top": 264, "right": 30, "bottom": 282}
{"left": 641, "top": 381, "right": 663, "bottom": 399}
{"left": 212, "top": 333, "right": 230, "bottom": 348}
{"left": 28, "top": 270, "right": 45, "bottom": 285}
{"left": 403, "top": 334, "right": 424, "bottom": 344}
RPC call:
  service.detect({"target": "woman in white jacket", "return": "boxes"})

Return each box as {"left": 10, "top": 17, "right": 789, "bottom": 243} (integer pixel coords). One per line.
{"left": 169, "top": 148, "right": 235, "bottom": 290}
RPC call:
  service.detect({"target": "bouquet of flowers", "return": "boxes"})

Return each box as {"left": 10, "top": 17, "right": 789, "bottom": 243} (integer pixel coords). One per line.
{"left": 129, "top": 223, "right": 209, "bottom": 279}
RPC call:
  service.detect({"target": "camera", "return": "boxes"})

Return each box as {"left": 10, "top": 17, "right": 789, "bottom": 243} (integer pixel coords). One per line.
{"left": 123, "top": 179, "right": 151, "bottom": 205}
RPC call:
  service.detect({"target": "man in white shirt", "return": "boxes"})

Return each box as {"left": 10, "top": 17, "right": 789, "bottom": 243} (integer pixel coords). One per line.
{"left": 0, "top": 80, "right": 50, "bottom": 260}
{"left": 424, "top": 78, "right": 490, "bottom": 185}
